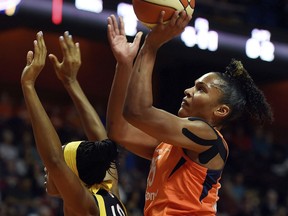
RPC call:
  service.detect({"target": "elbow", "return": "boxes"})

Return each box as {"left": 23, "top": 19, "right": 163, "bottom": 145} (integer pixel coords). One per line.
{"left": 107, "top": 127, "right": 130, "bottom": 150}
{"left": 106, "top": 120, "right": 122, "bottom": 142}
{"left": 106, "top": 122, "right": 128, "bottom": 145}
{"left": 107, "top": 129, "right": 120, "bottom": 143}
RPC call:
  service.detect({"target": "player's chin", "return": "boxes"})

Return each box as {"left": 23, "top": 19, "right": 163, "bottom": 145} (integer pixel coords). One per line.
{"left": 178, "top": 107, "right": 189, "bottom": 118}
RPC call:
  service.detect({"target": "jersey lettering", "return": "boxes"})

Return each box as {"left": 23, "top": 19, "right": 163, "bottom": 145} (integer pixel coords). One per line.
{"left": 145, "top": 189, "right": 158, "bottom": 201}
{"left": 94, "top": 189, "right": 127, "bottom": 216}
{"left": 111, "top": 204, "right": 125, "bottom": 216}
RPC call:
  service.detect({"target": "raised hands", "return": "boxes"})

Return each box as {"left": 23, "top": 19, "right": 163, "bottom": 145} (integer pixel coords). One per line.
{"left": 48, "top": 31, "right": 81, "bottom": 85}
{"left": 49, "top": 31, "right": 108, "bottom": 142}
{"left": 107, "top": 15, "right": 143, "bottom": 64}
{"left": 21, "top": 31, "right": 47, "bottom": 86}
{"left": 145, "top": 10, "right": 192, "bottom": 50}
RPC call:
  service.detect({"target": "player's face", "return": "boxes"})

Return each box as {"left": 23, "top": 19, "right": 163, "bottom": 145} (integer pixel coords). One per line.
{"left": 178, "top": 72, "right": 224, "bottom": 121}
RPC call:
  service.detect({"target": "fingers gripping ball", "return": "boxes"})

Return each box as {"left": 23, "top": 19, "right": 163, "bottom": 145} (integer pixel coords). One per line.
{"left": 133, "top": 0, "right": 195, "bottom": 29}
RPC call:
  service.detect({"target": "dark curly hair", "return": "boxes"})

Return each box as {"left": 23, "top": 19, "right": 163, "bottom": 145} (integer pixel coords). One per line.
{"left": 215, "top": 59, "right": 273, "bottom": 126}
{"left": 76, "top": 139, "right": 118, "bottom": 187}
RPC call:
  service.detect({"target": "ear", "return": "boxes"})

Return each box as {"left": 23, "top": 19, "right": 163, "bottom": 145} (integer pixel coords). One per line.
{"left": 215, "top": 104, "right": 230, "bottom": 118}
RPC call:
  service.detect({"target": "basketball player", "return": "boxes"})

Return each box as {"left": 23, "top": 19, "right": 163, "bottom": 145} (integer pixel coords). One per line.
{"left": 21, "top": 31, "right": 127, "bottom": 216}
{"left": 106, "top": 11, "right": 273, "bottom": 215}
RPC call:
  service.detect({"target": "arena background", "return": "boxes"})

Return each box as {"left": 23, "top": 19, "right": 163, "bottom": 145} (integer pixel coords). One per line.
{"left": 0, "top": 0, "right": 288, "bottom": 215}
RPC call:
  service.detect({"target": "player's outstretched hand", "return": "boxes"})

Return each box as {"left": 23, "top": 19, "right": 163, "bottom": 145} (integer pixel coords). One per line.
{"left": 49, "top": 31, "right": 81, "bottom": 85}
{"left": 107, "top": 14, "right": 143, "bottom": 64}
{"left": 21, "top": 31, "right": 47, "bottom": 87}
{"left": 146, "top": 10, "right": 192, "bottom": 50}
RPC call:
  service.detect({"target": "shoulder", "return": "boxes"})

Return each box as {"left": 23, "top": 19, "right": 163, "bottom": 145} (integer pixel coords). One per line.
{"left": 183, "top": 117, "right": 218, "bottom": 141}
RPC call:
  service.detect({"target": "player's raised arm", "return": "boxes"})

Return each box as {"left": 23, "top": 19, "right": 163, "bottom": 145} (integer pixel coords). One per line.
{"left": 106, "top": 15, "right": 159, "bottom": 160}
{"left": 48, "top": 31, "right": 124, "bottom": 197}
{"left": 49, "top": 31, "right": 107, "bottom": 141}
{"left": 123, "top": 11, "right": 196, "bottom": 147}
{"left": 21, "top": 31, "right": 99, "bottom": 215}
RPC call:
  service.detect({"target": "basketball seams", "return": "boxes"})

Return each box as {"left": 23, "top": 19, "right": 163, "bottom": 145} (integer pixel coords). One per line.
{"left": 143, "top": 0, "right": 188, "bottom": 9}
{"left": 132, "top": 0, "right": 195, "bottom": 29}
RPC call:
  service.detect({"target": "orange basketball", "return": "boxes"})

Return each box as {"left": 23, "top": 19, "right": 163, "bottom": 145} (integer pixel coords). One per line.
{"left": 132, "top": 0, "right": 195, "bottom": 29}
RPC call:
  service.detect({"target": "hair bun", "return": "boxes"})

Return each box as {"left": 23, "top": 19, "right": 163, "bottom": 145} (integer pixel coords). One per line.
{"left": 221, "top": 58, "right": 273, "bottom": 125}
{"left": 224, "top": 59, "right": 252, "bottom": 81}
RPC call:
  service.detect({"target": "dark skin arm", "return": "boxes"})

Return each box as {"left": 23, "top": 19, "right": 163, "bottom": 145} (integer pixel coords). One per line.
{"left": 21, "top": 31, "right": 99, "bottom": 216}
{"left": 124, "top": 11, "right": 198, "bottom": 149}
{"left": 48, "top": 31, "right": 119, "bottom": 198}
{"left": 106, "top": 15, "right": 158, "bottom": 160}
{"left": 49, "top": 32, "right": 107, "bottom": 141}
{"left": 123, "top": 12, "right": 225, "bottom": 169}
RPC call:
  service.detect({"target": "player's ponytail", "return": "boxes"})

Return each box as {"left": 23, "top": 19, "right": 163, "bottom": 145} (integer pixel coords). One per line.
{"left": 217, "top": 59, "right": 273, "bottom": 126}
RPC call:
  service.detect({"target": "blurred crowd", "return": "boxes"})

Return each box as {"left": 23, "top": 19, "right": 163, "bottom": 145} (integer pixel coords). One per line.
{"left": 0, "top": 88, "right": 287, "bottom": 216}
{"left": 0, "top": 1, "right": 287, "bottom": 216}
{"left": 196, "top": 0, "right": 288, "bottom": 29}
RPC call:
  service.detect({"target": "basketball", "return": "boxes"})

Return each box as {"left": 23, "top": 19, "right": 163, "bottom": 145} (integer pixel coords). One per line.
{"left": 132, "top": 0, "right": 195, "bottom": 29}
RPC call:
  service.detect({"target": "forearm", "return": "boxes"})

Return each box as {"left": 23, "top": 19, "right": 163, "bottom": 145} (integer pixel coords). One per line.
{"left": 124, "top": 42, "right": 158, "bottom": 119}
{"left": 22, "top": 84, "right": 63, "bottom": 169}
{"left": 63, "top": 80, "right": 107, "bottom": 141}
{"left": 106, "top": 62, "right": 133, "bottom": 138}
{"left": 107, "top": 62, "right": 158, "bottom": 159}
